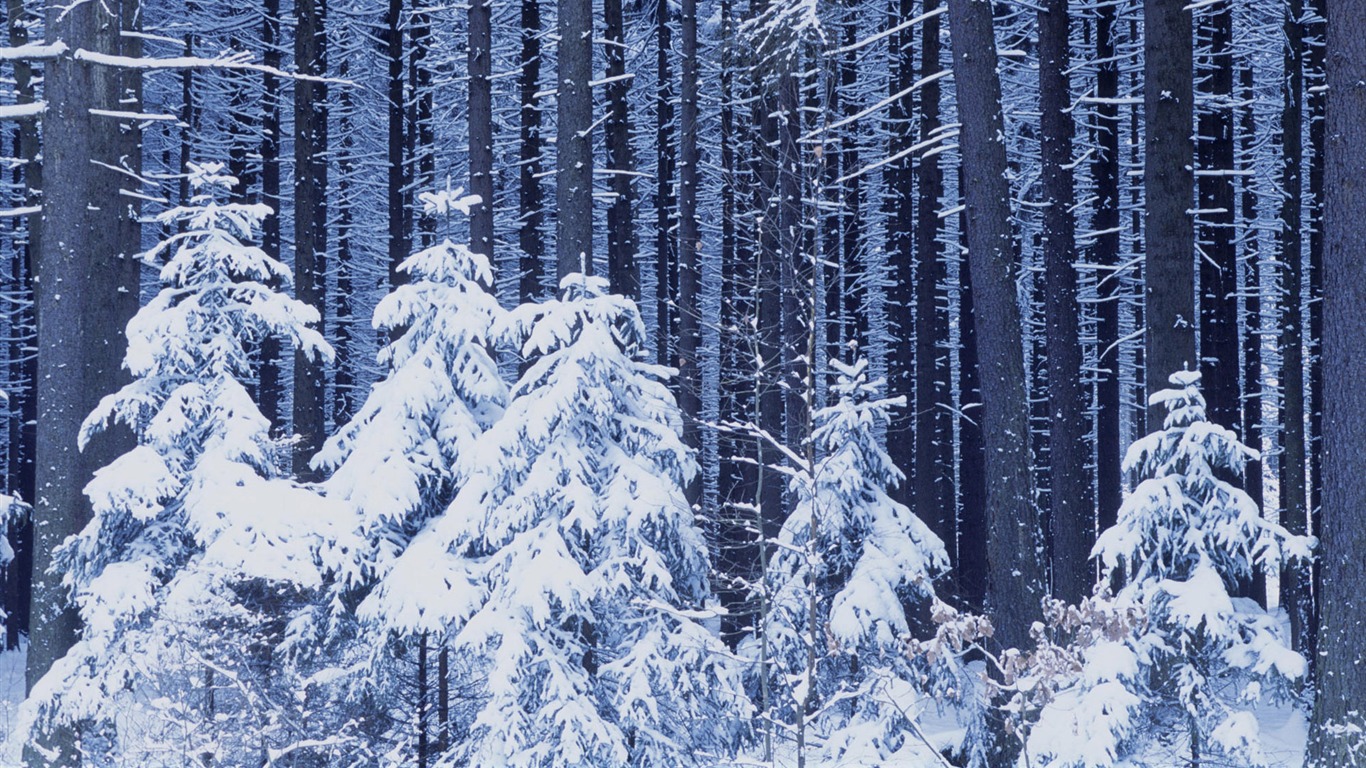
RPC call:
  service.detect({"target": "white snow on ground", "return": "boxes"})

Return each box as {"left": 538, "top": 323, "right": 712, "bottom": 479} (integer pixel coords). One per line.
{"left": 0, "top": 643, "right": 1311, "bottom": 766}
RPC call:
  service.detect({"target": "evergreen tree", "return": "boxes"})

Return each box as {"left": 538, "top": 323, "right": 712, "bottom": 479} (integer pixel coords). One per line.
{"left": 745, "top": 358, "right": 949, "bottom": 765}
{"left": 314, "top": 187, "right": 507, "bottom": 624}
{"left": 433, "top": 274, "right": 749, "bottom": 766}
{"left": 1033, "top": 371, "right": 1313, "bottom": 767}
{"left": 23, "top": 164, "right": 352, "bottom": 764}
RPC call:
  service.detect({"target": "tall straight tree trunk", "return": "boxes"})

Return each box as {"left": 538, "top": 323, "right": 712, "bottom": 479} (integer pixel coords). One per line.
{"left": 384, "top": 0, "right": 409, "bottom": 286}
{"left": 1038, "top": 0, "right": 1092, "bottom": 604}
{"left": 777, "top": 69, "right": 806, "bottom": 470}
{"left": 293, "top": 0, "right": 328, "bottom": 477}
{"left": 334, "top": 57, "right": 356, "bottom": 426}
{"left": 1092, "top": 0, "right": 1123, "bottom": 538}
{"left": 557, "top": 0, "right": 593, "bottom": 279}
{"left": 1280, "top": 0, "right": 1314, "bottom": 660}
{"left": 677, "top": 0, "right": 701, "bottom": 502}
{"left": 605, "top": 0, "right": 638, "bottom": 298}
{"left": 518, "top": 0, "right": 545, "bottom": 303}
{"left": 1197, "top": 2, "right": 1238, "bottom": 430}
{"left": 1143, "top": 0, "right": 1196, "bottom": 407}
{"left": 1305, "top": 0, "right": 1326, "bottom": 635}
{"left": 1305, "top": 0, "right": 1366, "bottom": 759}
{"left": 886, "top": 0, "right": 916, "bottom": 514}
{"left": 946, "top": 0, "right": 1045, "bottom": 691}
{"left": 655, "top": 2, "right": 676, "bottom": 364}
{"left": 469, "top": 0, "right": 493, "bottom": 264}
{"left": 1238, "top": 62, "right": 1266, "bottom": 606}
{"left": 914, "top": 0, "right": 951, "bottom": 574}
{"left": 259, "top": 0, "right": 284, "bottom": 429}
{"left": 411, "top": 0, "right": 434, "bottom": 248}
{"left": 27, "top": 0, "right": 143, "bottom": 764}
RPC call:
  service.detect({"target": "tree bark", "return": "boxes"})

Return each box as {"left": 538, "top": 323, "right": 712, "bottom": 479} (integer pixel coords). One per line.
{"left": 914, "top": 0, "right": 952, "bottom": 580}
{"left": 469, "top": 0, "right": 493, "bottom": 267}
{"left": 384, "top": 0, "right": 409, "bottom": 287}
{"left": 518, "top": 0, "right": 546, "bottom": 303}
{"left": 557, "top": 0, "right": 594, "bottom": 280}
{"left": 605, "top": 0, "right": 638, "bottom": 299}
{"left": 1280, "top": 0, "right": 1314, "bottom": 661}
{"left": 1143, "top": 0, "right": 1196, "bottom": 407}
{"left": 1038, "top": 0, "right": 1092, "bottom": 604}
{"left": 27, "top": 0, "right": 143, "bottom": 763}
{"left": 677, "top": 0, "right": 701, "bottom": 503}
{"left": 1196, "top": 1, "right": 1238, "bottom": 430}
{"left": 1092, "top": 0, "right": 1123, "bottom": 546}
{"left": 1305, "top": 0, "right": 1366, "bottom": 760}
{"left": 292, "top": 0, "right": 328, "bottom": 478}
{"left": 946, "top": 0, "right": 1045, "bottom": 677}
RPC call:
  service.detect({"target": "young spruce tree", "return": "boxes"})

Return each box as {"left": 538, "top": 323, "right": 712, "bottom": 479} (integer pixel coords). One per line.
{"left": 745, "top": 358, "right": 949, "bottom": 765}
{"left": 434, "top": 274, "right": 750, "bottom": 766}
{"left": 24, "top": 164, "right": 351, "bottom": 764}
{"left": 1031, "top": 371, "right": 1313, "bottom": 767}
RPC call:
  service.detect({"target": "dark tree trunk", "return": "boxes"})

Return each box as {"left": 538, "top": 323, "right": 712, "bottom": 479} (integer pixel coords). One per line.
{"left": 655, "top": 1, "right": 676, "bottom": 365}
{"left": 605, "top": 0, "right": 638, "bottom": 299}
{"left": 677, "top": 0, "right": 701, "bottom": 502}
{"left": 957, "top": 207, "right": 987, "bottom": 612}
{"left": 885, "top": 0, "right": 916, "bottom": 517}
{"left": 27, "top": 1, "right": 143, "bottom": 765}
{"left": 1196, "top": 4, "right": 1238, "bottom": 430}
{"left": 1306, "top": 0, "right": 1366, "bottom": 758}
{"left": 557, "top": 0, "right": 594, "bottom": 280}
{"left": 1305, "top": 0, "right": 1326, "bottom": 639}
{"left": 292, "top": 0, "right": 328, "bottom": 478}
{"left": 1092, "top": 0, "right": 1123, "bottom": 544}
{"left": 384, "top": 0, "right": 409, "bottom": 287}
{"left": 913, "top": 0, "right": 951, "bottom": 575}
{"left": 1280, "top": 0, "right": 1314, "bottom": 661}
{"left": 946, "top": 0, "right": 1045, "bottom": 685}
{"left": 518, "top": 0, "right": 545, "bottom": 303}
{"left": 715, "top": 0, "right": 755, "bottom": 644}
{"left": 334, "top": 57, "right": 356, "bottom": 427}
{"left": 1038, "top": 0, "right": 1092, "bottom": 604}
{"left": 1143, "top": 0, "right": 1196, "bottom": 406}
{"left": 1237, "top": 62, "right": 1266, "bottom": 606}
{"left": 259, "top": 0, "right": 284, "bottom": 430}
{"left": 469, "top": 0, "right": 493, "bottom": 265}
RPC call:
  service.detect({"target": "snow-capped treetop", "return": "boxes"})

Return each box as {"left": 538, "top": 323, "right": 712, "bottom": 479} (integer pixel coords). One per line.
{"left": 313, "top": 188, "right": 507, "bottom": 628}
{"left": 1094, "top": 369, "right": 1314, "bottom": 590}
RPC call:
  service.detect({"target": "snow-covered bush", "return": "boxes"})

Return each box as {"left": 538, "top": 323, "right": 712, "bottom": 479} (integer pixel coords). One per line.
{"left": 1028, "top": 370, "right": 1314, "bottom": 767}
{"left": 23, "top": 163, "right": 355, "bottom": 766}
{"left": 745, "top": 358, "right": 950, "bottom": 765}
{"left": 423, "top": 273, "right": 749, "bottom": 767}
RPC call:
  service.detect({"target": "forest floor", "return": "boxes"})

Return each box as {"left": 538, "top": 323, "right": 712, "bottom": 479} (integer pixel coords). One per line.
{"left": 0, "top": 645, "right": 1311, "bottom": 767}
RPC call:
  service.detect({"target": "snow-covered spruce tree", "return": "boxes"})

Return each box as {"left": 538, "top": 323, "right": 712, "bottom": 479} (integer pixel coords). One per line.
{"left": 313, "top": 186, "right": 506, "bottom": 623}
{"left": 23, "top": 163, "right": 355, "bottom": 765}
{"left": 1030, "top": 370, "right": 1313, "bottom": 767}
{"left": 744, "top": 358, "right": 949, "bottom": 765}
{"left": 309, "top": 188, "right": 508, "bottom": 763}
{"left": 425, "top": 274, "right": 749, "bottom": 767}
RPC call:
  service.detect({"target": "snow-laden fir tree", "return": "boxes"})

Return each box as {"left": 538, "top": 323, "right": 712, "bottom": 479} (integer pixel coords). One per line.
{"left": 744, "top": 358, "right": 949, "bottom": 766}
{"left": 313, "top": 186, "right": 506, "bottom": 630}
{"left": 309, "top": 188, "right": 508, "bottom": 764}
{"left": 1029, "top": 370, "right": 1314, "bottom": 767}
{"left": 419, "top": 274, "right": 749, "bottom": 767}
{"left": 23, "top": 163, "right": 355, "bottom": 765}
